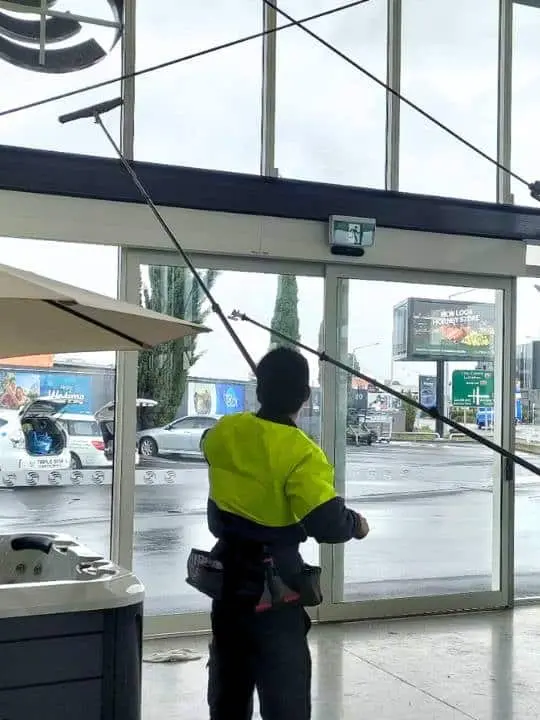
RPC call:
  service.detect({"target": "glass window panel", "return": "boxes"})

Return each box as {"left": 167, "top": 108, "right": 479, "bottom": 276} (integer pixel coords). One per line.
{"left": 0, "top": 1, "right": 122, "bottom": 154}
{"left": 275, "top": 0, "right": 387, "bottom": 187}
{"left": 0, "top": 238, "right": 118, "bottom": 560}
{"left": 134, "top": 266, "right": 323, "bottom": 616}
{"left": 400, "top": 0, "right": 498, "bottom": 200}
{"left": 515, "top": 276, "right": 540, "bottom": 599}
{"left": 334, "top": 278, "right": 504, "bottom": 602}
{"left": 134, "top": 0, "right": 262, "bottom": 173}
{"left": 511, "top": 3, "right": 540, "bottom": 206}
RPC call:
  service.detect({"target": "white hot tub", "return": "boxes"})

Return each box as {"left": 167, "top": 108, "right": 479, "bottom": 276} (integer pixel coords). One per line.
{"left": 0, "top": 532, "right": 144, "bottom": 720}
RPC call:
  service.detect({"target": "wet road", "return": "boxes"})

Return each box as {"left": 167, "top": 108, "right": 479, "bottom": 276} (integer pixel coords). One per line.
{"left": 2, "top": 443, "right": 540, "bottom": 615}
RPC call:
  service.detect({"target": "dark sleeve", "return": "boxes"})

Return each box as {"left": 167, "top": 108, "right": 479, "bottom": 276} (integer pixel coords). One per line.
{"left": 301, "top": 496, "right": 359, "bottom": 544}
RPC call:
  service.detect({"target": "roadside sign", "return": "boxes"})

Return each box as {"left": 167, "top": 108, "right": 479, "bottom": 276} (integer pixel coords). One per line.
{"left": 452, "top": 370, "right": 494, "bottom": 407}
{"left": 418, "top": 375, "right": 437, "bottom": 408}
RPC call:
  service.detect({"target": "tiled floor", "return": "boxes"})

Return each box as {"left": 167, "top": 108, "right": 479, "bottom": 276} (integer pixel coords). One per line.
{"left": 142, "top": 607, "right": 540, "bottom": 719}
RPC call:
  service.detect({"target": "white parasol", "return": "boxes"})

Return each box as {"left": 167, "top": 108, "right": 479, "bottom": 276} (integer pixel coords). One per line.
{"left": 0, "top": 262, "right": 209, "bottom": 357}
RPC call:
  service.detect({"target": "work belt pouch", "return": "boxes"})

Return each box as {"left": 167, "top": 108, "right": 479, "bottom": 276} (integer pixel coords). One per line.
{"left": 293, "top": 563, "right": 323, "bottom": 607}
{"left": 186, "top": 545, "right": 265, "bottom": 602}
{"left": 255, "top": 555, "right": 301, "bottom": 613}
{"left": 255, "top": 556, "right": 323, "bottom": 612}
{"left": 186, "top": 548, "right": 224, "bottom": 600}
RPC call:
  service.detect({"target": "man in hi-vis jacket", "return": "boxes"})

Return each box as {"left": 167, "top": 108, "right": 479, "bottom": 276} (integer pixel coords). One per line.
{"left": 201, "top": 347, "right": 370, "bottom": 720}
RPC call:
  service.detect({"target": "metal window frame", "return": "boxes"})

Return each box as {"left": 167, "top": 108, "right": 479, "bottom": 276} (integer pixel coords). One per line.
{"left": 319, "top": 264, "right": 515, "bottom": 624}
{"left": 111, "top": 0, "right": 137, "bottom": 571}
{"left": 119, "top": 247, "right": 517, "bottom": 635}
{"left": 497, "top": 0, "right": 513, "bottom": 204}
{"left": 119, "top": 249, "right": 326, "bottom": 637}
{"left": 111, "top": 0, "right": 523, "bottom": 633}
{"left": 260, "top": 0, "right": 278, "bottom": 177}
{"left": 385, "top": 0, "right": 401, "bottom": 191}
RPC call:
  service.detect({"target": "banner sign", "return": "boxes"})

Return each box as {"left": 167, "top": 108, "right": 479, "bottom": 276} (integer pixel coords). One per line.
{"left": 393, "top": 298, "right": 495, "bottom": 361}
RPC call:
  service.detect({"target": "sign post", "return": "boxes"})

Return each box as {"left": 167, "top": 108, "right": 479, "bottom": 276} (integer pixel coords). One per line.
{"left": 451, "top": 370, "right": 494, "bottom": 407}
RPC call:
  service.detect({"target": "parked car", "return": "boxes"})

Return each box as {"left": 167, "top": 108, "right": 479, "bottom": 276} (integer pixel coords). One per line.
{"left": 0, "top": 398, "right": 71, "bottom": 472}
{"left": 136, "top": 414, "right": 221, "bottom": 459}
{"left": 57, "top": 413, "right": 108, "bottom": 469}
{"left": 95, "top": 398, "right": 157, "bottom": 464}
{"left": 346, "top": 422, "right": 378, "bottom": 446}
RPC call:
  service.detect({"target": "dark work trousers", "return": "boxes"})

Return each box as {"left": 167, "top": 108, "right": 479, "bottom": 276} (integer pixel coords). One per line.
{"left": 208, "top": 601, "right": 312, "bottom": 720}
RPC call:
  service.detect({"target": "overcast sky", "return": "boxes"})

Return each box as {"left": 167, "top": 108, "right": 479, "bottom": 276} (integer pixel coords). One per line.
{"left": 1, "top": 0, "right": 540, "bottom": 389}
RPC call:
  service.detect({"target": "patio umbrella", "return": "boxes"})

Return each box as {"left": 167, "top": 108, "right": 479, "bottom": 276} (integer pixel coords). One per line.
{"left": 0, "top": 262, "right": 209, "bottom": 357}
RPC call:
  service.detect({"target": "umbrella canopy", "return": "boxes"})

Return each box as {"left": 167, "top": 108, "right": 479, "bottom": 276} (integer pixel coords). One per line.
{"left": 0, "top": 262, "right": 210, "bottom": 357}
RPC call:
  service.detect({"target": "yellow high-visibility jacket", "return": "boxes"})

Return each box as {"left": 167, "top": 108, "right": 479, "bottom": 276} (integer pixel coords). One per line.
{"left": 202, "top": 413, "right": 359, "bottom": 566}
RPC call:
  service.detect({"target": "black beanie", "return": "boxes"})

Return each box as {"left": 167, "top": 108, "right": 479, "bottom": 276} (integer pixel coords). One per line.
{"left": 256, "top": 347, "right": 310, "bottom": 416}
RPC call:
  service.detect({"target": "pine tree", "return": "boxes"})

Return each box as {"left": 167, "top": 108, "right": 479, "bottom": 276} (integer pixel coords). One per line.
{"left": 137, "top": 266, "right": 218, "bottom": 428}
{"left": 270, "top": 275, "right": 300, "bottom": 349}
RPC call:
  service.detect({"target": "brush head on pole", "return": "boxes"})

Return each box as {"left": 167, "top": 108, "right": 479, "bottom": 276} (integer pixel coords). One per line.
{"left": 58, "top": 97, "right": 123, "bottom": 124}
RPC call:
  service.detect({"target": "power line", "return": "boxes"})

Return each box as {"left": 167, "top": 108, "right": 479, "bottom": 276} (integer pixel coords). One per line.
{"left": 262, "top": 0, "right": 532, "bottom": 192}
{"left": 0, "top": 0, "right": 368, "bottom": 120}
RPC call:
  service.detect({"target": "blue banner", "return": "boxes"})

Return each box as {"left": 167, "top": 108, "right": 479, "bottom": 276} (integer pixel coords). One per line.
{"left": 39, "top": 373, "right": 92, "bottom": 414}
{"left": 418, "top": 375, "right": 437, "bottom": 409}
{"left": 216, "top": 383, "right": 245, "bottom": 415}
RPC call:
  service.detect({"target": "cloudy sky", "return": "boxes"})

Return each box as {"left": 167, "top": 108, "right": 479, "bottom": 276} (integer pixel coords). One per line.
{"left": 1, "top": 0, "right": 540, "bottom": 389}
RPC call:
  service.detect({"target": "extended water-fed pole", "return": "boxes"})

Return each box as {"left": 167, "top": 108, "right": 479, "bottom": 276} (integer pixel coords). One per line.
{"left": 230, "top": 310, "right": 540, "bottom": 478}
{"left": 58, "top": 98, "right": 258, "bottom": 375}
{"left": 58, "top": 99, "right": 539, "bottom": 478}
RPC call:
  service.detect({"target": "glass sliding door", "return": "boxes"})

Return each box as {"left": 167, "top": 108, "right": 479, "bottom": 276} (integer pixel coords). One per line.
{"left": 320, "top": 267, "right": 514, "bottom": 621}
{"left": 124, "top": 251, "right": 324, "bottom": 632}
{"left": 514, "top": 274, "right": 540, "bottom": 600}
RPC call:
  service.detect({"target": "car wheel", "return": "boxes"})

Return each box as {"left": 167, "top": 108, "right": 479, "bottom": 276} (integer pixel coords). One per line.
{"left": 70, "top": 453, "right": 82, "bottom": 470}
{"left": 139, "top": 437, "right": 158, "bottom": 457}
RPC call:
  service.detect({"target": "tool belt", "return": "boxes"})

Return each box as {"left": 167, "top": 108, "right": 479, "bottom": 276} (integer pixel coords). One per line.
{"left": 186, "top": 543, "right": 322, "bottom": 611}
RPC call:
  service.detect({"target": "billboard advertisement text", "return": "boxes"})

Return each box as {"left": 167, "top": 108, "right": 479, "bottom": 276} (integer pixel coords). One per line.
{"left": 393, "top": 298, "right": 495, "bottom": 361}
{"left": 39, "top": 374, "right": 93, "bottom": 413}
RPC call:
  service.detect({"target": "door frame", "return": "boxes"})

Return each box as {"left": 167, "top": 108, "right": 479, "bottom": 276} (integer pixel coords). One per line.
{"left": 116, "top": 249, "right": 325, "bottom": 636}
{"left": 115, "top": 249, "right": 516, "bottom": 635}
{"left": 318, "top": 264, "right": 516, "bottom": 622}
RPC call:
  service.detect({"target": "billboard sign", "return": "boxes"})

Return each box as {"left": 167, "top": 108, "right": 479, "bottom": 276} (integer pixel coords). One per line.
{"left": 216, "top": 383, "right": 246, "bottom": 415}
{"left": 188, "top": 382, "right": 217, "bottom": 416}
{"left": 452, "top": 370, "right": 494, "bottom": 407}
{"left": 0, "top": 370, "right": 40, "bottom": 409}
{"left": 39, "top": 373, "right": 92, "bottom": 413}
{"left": 418, "top": 375, "right": 437, "bottom": 408}
{"left": 350, "top": 388, "right": 368, "bottom": 411}
{"left": 188, "top": 381, "right": 246, "bottom": 416}
{"left": 393, "top": 298, "right": 495, "bottom": 361}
